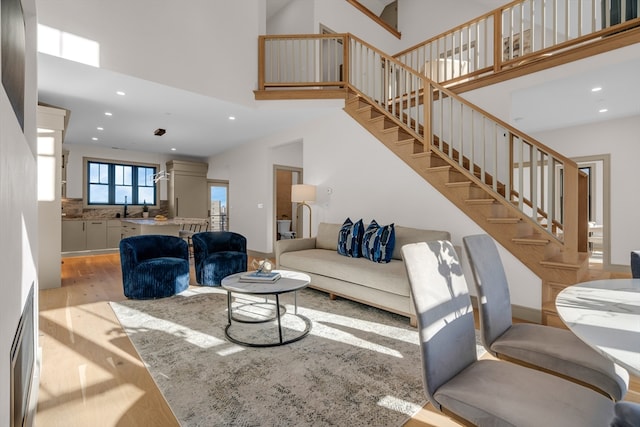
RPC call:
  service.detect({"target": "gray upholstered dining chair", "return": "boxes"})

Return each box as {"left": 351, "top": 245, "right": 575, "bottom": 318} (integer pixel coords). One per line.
{"left": 463, "top": 233, "right": 629, "bottom": 401}
{"left": 631, "top": 250, "right": 640, "bottom": 278}
{"left": 401, "top": 240, "right": 614, "bottom": 426}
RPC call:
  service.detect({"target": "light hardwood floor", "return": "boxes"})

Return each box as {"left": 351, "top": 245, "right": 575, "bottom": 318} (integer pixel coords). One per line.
{"left": 36, "top": 253, "right": 638, "bottom": 427}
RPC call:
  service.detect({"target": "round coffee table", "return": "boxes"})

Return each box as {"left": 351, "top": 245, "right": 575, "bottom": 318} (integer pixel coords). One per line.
{"left": 221, "top": 270, "right": 312, "bottom": 347}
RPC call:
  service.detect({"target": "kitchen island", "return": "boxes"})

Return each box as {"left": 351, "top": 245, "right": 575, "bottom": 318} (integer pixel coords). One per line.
{"left": 121, "top": 218, "right": 182, "bottom": 238}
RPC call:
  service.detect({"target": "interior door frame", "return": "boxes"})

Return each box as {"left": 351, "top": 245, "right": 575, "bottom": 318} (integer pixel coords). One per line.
{"left": 273, "top": 165, "right": 303, "bottom": 250}
{"left": 555, "top": 154, "right": 610, "bottom": 269}
{"left": 572, "top": 154, "right": 610, "bottom": 269}
{"left": 207, "top": 179, "right": 229, "bottom": 231}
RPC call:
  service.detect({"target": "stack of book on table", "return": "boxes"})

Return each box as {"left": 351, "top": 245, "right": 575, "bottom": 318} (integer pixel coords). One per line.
{"left": 239, "top": 271, "right": 281, "bottom": 282}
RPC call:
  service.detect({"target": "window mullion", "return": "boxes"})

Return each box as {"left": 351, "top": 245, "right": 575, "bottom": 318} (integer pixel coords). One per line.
{"left": 109, "top": 164, "right": 116, "bottom": 204}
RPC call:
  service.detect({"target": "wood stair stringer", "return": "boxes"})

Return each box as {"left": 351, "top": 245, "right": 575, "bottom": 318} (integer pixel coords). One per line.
{"left": 343, "top": 89, "right": 591, "bottom": 325}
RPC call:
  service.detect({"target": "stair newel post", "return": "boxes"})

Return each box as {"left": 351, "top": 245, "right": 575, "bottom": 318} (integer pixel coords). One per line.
{"left": 343, "top": 34, "right": 350, "bottom": 88}
{"left": 493, "top": 8, "right": 503, "bottom": 74}
{"left": 423, "top": 77, "right": 433, "bottom": 151}
{"left": 562, "top": 162, "right": 580, "bottom": 255}
{"left": 258, "top": 36, "right": 266, "bottom": 91}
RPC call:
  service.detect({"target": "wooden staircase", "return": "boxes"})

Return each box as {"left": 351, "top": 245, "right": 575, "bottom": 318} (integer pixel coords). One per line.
{"left": 343, "top": 88, "right": 590, "bottom": 325}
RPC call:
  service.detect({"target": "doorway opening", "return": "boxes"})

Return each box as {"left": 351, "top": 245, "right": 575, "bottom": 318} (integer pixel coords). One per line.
{"left": 557, "top": 155, "right": 609, "bottom": 267}
{"left": 208, "top": 180, "right": 229, "bottom": 231}
{"left": 273, "top": 166, "right": 303, "bottom": 244}
{"left": 574, "top": 155, "right": 609, "bottom": 268}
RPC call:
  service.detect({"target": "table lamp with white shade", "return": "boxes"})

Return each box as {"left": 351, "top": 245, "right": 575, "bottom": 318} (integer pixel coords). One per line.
{"left": 291, "top": 184, "right": 316, "bottom": 238}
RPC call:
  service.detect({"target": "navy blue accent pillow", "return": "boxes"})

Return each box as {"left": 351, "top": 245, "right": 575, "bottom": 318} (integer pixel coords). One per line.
{"left": 361, "top": 220, "right": 395, "bottom": 263}
{"left": 337, "top": 218, "right": 364, "bottom": 257}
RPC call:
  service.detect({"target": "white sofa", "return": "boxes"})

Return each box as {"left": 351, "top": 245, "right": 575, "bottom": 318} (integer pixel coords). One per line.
{"left": 275, "top": 222, "right": 451, "bottom": 326}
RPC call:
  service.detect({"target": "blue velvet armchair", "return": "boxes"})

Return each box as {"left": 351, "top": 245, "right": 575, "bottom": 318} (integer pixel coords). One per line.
{"left": 119, "top": 235, "right": 190, "bottom": 299}
{"left": 192, "top": 231, "right": 247, "bottom": 286}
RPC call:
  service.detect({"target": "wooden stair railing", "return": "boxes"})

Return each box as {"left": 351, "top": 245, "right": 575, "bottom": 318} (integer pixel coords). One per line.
{"left": 343, "top": 88, "right": 589, "bottom": 325}
{"left": 393, "top": 0, "right": 640, "bottom": 91}
{"left": 256, "top": 33, "right": 589, "bottom": 326}
{"left": 347, "top": 34, "right": 584, "bottom": 247}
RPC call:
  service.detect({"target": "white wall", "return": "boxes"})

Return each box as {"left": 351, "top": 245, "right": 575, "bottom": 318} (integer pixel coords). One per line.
{"left": 63, "top": 143, "right": 206, "bottom": 201}
{"left": 313, "top": 0, "right": 403, "bottom": 54}
{"left": 267, "top": 0, "right": 403, "bottom": 54}
{"left": 1, "top": 0, "right": 39, "bottom": 419}
{"left": 397, "top": 0, "right": 506, "bottom": 51}
{"left": 208, "top": 105, "right": 541, "bottom": 310}
{"left": 267, "top": 0, "right": 314, "bottom": 34}
{"left": 36, "top": 0, "right": 266, "bottom": 106}
{"left": 533, "top": 115, "right": 640, "bottom": 267}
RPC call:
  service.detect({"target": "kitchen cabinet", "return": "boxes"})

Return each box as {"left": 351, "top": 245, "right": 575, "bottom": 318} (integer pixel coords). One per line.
{"left": 63, "top": 219, "right": 122, "bottom": 251}
{"left": 62, "top": 220, "right": 86, "bottom": 252}
{"left": 107, "top": 220, "right": 123, "bottom": 248}
{"left": 167, "top": 160, "right": 208, "bottom": 218}
{"left": 85, "top": 220, "right": 107, "bottom": 250}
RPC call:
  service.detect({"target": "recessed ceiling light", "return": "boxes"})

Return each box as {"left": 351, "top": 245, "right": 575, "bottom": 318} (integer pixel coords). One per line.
{"left": 170, "top": 147, "right": 177, "bottom": 151}
{"left": 105, "top": 112, "right": 113, "bottom": 116}
{"left": 97, "top": 127, "right": 104, "bottom": 131}
{"left": 591, "top": 87, "right": 602, "bottom": 92}
{"left": 116, "top": 91, "right": 126, "bottom": 96}
{"left": 599, "top": 108, "right": 608, "bottom": 113}
{"left": 228, "top": 116, "right": 236, "bottom": 120}
{"left": 92, "top": 137, "right": 98, "bottom": 141}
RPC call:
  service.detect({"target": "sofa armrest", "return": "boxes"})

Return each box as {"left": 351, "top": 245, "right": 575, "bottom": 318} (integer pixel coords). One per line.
{"left": 275, "top": 237, "right": 317, "bottom": 267}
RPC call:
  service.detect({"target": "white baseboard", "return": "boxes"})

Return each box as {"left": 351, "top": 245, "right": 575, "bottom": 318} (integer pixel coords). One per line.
{"left": 470, "top": 295, "right": 541, "bottom": 324}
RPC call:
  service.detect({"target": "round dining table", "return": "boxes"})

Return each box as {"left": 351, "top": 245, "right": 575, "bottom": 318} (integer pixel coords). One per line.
{"left": 555, "top": 278, "right": 640, "bottom": 376}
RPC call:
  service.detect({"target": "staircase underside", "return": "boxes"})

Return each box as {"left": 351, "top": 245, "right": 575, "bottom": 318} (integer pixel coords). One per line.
{"left": 342, "top": 90, "right": 591, "bottom": 326}
{"left": 253, "top": 28, "right": 639, "bottom": 326}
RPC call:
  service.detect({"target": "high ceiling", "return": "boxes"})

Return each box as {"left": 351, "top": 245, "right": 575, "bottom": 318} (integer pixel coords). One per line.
{"left": 36, "top": 1, "right": 640, "bottom": 158}
{"left": 37, "top": 53, "right": 342, "bottom": 158}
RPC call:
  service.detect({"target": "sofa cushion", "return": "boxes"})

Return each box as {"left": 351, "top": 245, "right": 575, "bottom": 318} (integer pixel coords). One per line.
{"left": 314, "top": 222, "right": 451, "bottom": 260}
{"left": 316, "top": 222, "right": 342, "bottom": 250}
{"left": 337, "top": 218, "right": 364, "bottom": 258}
{"left": 279, "top": 249, "right": 409, "bottom": 297}
{"left": 391, "top": 226, "right": 451, "bottom": 260}
{"left": 361, "top": 220, "right": 395, "bottom": 263}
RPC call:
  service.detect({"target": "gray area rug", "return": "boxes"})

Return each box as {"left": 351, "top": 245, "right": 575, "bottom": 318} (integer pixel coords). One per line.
{"left": 111, "top": 287, "right": 484, "bottom": 426}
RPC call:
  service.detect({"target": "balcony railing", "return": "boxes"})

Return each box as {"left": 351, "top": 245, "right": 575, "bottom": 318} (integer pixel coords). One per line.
{"left": 255, "top": 0, "right": 639, "bottom": 253}
{"left": 258, "top": 31, "right": 587, "bottom": 252}
{"left": 394, "top": 0, "right": 640, "bottom": 85}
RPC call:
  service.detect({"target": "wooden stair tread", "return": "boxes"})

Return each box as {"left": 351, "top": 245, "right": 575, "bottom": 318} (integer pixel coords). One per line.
{"left": 487, "top": 217, "right": 521, "bottom": 224}
{"left": 540, "top": 252, "right": 589, "bottom": 270}
{"left": 368, "top": 115, "right": 386, "bottom": 125}
{"left": 411, "top": 152, "right": 430, "bottom": 159}
{"left": 445, "top": 181, "right": 474, "bottom": 188}
{"left": 425, "top": 165, "right": 452, "bottom": 173}
{"left": 380, "top": 126, "right": 400, "bottom": 134}
{"left": 355, "top": 105, "right": 373, "bottom": 114}
{"left": 342, "top": 90, "right": 582, "bottom": 327}
{"left": 396, "top": 137, "right": 418, "bottom": 145}
{"left": 465, "top": 198, "right": 495, "bottom": 205}
{"left": 512, "top": 235, "right": 550, "bottom": 245}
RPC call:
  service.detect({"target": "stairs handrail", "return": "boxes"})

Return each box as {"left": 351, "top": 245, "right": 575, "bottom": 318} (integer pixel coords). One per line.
{"left": 348, "top": 33, "right": 581, "bottom": 251}
{"left": 257, "top": 32, "right": 584, "bottom": 253}
{"left": 394, "top": 0, "right": 640, "bottom": 86}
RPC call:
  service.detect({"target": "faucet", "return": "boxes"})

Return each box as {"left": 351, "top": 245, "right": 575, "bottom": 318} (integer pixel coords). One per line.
{"left": 124, "top": 196, "right": 128, "bottom": 218}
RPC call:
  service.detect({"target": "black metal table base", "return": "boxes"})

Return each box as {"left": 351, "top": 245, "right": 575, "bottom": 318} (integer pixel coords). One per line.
{"left": 225, "top": 292, "right": 312, "bottom": 347}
